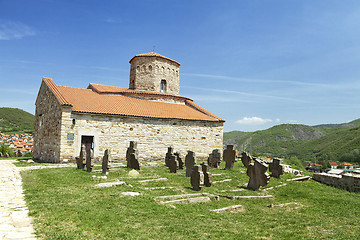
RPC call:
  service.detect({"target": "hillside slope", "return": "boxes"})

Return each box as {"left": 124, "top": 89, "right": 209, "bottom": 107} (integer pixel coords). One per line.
{"left": 0, "top": 107, "right": 35, "bottom": 133}
{"left": 224, "top": 118, "right": 360, "bottom": 163}
{"left": 224, "top": 124, "right": 325, "bottom": 157}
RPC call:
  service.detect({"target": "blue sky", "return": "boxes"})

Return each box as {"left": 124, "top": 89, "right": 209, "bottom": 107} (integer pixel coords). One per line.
{"left": 1, "top": 0, "right": 360, "bottom": 132}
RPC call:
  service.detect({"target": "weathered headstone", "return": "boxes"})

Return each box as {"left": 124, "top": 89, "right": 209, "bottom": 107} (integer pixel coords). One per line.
{"left": 126, "top": 141, "right": 139, "bottom": 169}
{"left": 86, "top": 149, "right": 94, "bottom": 173}
{"left": 190, "top": 165, "right": 204, "bottom": 191}
{"left": 241, "top": 152, "right": 252, "bottom": 168}
{"left": 17, "top": 150, "right": 22, "bottom": 157}
{"left": 201, "top": 162, "right": 212, "bottom": 187}
{"left": 207, "top": 149, "right": 221, "bottom": 168}
{"left": 165, "top": 146, "right": 174, "bottom": 167}
{"left": 4, "top": 153, "right": 9, "bottom": 158}
{"left": 223, "top": 145, "right": 236, "bottom": 169}
{"left": 185, "top": 151, "right": 196, "bottom": 177}
{"left": 269, "top": 158, "right": 284, "bottom": 178}
{"left": 76, "top": 144, "right": 86, "bottom": 169}
{"left": 129, "top": 153, "right": 140, "bottom": 170}
{"left": 247, "top": 158, "right": 270, "bottom": 190}
{"left": 168, "top": 154, "right": 177, "bottom": 173}
{"left": 174, "top": 152, "right": 184, "bottom": 169}
{"left": 102, "top": 149, "right": 111, "bottom": 174}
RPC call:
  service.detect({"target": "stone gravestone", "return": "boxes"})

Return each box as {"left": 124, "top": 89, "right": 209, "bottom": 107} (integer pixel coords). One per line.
{"left": 0, "top": 152, "right": 2, "bottom": 158}
{"left": 247, "top": 158, "right": 270, "bottom": 190}
{"left": 76, "top": 144, "right": 86, "bottom": 169}
{"left": 4, "top": 153, "right": 9, "bottom": 158}
{"left": 17, "top": 150, "right": 22, "bottom": 157}
{"left": 126, "top": 141, "right": 139, "bottom": 169}
{"left": 207, "top": 149, "right": 221, "bottom": 168}
{"left": 223, "top": 145, "right": 236, "bottom": 169}
{"left": 174, "top": 152, "right": 184, "bottom": 169}
{"left": 190, "top": 165, "right": 204, "bottom": 191}
{"left": 241, "top": 152, "right": 252, "bottom": 168}
{"left": 102, "top": 149, "right": 111, "bottom": 175}
{"left": 185, "top": 151, "right": 196, "bottom": 177}
{"left": 129, "top": 153, "right": 140, "bottom": 170}
{"left": 168, "top": 154, "right": 177, "bottom": 173}
{"left": 201, "top": 162, "right": 212, "bottom": 187}
{"left": 269, "top": 158, "right": 284, "bottom": 178}
{"left": 86, "top": 149, "right": 94, "bottom": 173}
{"left": 165, "top": 146, "right": 174, "bottom": 167}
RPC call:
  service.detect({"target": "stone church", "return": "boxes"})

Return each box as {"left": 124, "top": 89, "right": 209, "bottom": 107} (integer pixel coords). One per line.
{"left": 33, "top": 52, "right": 224, "bottom": 163}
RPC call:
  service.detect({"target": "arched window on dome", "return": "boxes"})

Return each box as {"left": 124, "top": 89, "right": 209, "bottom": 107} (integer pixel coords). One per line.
{"left": 160, "top": 80, "right": 167, "bottom": 93}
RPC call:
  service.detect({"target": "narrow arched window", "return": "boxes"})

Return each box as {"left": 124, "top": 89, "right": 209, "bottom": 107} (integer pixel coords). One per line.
{"left": 160, "top": 80, "right": 166, "bottom": 93}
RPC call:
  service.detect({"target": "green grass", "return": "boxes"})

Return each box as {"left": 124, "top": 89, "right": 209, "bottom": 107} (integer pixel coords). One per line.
{"left": 21, "top": 161, "right": 360, "bottom": 239}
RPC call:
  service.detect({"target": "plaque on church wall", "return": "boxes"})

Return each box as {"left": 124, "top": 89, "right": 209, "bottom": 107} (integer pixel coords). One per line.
{"left": 67, "top": 133, "right": 74, "bottom": 140}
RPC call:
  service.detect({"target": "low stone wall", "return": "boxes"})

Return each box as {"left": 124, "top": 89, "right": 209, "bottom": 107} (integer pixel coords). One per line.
{"left": 312, "top": 173, "right": 360, "bottom": 192}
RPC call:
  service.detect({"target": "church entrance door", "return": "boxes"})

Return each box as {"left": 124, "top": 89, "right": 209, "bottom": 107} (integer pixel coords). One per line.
{"left": 81, "top": 136, "right": 94, "bottom": 156}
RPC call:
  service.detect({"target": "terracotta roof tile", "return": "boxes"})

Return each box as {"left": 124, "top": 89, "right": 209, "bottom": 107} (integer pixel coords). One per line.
{"left": 88, "top": 83, "right": 191, "bottom": 100}
{"left": 44, "top": 79, "right": 224, "bottom": 122}
{"left": 129, "top": 52, "right": 180, "bottom": 66}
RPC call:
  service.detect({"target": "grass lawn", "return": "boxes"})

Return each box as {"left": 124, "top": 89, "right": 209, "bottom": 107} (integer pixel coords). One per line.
{"left": 21, "top": 160, "right": 360, "bottom": 239}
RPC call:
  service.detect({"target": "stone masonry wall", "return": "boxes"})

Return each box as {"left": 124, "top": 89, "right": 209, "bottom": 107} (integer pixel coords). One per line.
{"left": 313, "top": 173, "right": 360, "bottom": 192}
{"left": 59, "top": 112, "right": 223, "bottom": 163}
{"left": 33, "top": 82, "right": 62, "bottom": 163}
{"left": 129, "top": 57, "right": 180, "bottom": 96}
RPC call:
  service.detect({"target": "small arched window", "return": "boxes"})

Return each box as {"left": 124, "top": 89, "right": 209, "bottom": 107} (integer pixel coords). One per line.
{"left": 160, "top": 80, "right": 167, "bottom": 93}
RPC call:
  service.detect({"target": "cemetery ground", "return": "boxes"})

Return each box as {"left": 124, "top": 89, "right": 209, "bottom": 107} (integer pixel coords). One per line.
{"left": 18, "top": 160, "right": 360, "bottom": 239}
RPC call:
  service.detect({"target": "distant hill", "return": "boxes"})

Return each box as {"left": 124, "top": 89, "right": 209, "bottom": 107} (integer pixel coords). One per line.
{"left": 224, "top": 118, "right": 360, "bottom": 164}
{"left": 0, "top": 108, "right": 35, "bottom": 133}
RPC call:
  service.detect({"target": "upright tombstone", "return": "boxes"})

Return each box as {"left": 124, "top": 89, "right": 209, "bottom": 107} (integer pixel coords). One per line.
{"left": 86, "top": 148, "right": 94, "bottom": 173}
{"left": 168, "top": 154, "right": 177, "bottom": 173}
{"left": 102, "top": 149, "right": 111, "bottom": 175}
{"left": 241, "top": 152, "right": 252, "bottom": 168}
{"left": 0, "top": 152, "right": 2, "bottom": 158}
{"left": 126, "top": 141, "right": 139, "bottom": 169}
{"left": 129, "top": 153, "right": 140, "bottom": 170}
{"left": 17, "top": 150, "right": 22, "bottom": 157}
{"left": 190, "top": 165, "right": 204, "bottom": 191}
{"left": 223, "top": 145, "right": 236, "bottom": 169}
{"left": 185, "top": 151, "right": 196, "bottom": 177}
{"left": 247, "top": 158, "right": 270, "bottom": 190}
{"left": 174, "top": 152, "right": 184, "bottom": 169}
{"left": 165, "top": 146, "right": 174, "bottom": 167}
{"left": 269, "top": 158, "right": 284, "bottom": 178}
{"left": 201, "top": 162, "right": 212, "bottom": 187}
{"left": 76, "top": 144, "right": 86, "bottom": 169}
{"left": 207, "top": 149, "right": 221, "bottom": 168}
{"left": 4, "top": 153, "right": 9, "bottom": 158}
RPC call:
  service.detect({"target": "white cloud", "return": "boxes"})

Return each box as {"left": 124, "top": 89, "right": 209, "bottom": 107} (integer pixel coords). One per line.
{"left": 0, "top": 21, "right": 35, "bottom": 40}
{"left": 236, "top": 117, "right": 273, "bottom": 125}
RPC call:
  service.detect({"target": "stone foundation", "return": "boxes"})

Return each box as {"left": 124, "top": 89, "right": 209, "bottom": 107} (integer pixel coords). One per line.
{"left": 312, "top": 173, "right": 360, "bottom": 192}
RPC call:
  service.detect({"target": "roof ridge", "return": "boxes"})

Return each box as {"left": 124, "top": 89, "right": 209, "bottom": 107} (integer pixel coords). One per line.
{"left": 42, "top": 77, "right": 72, "bottom": 106}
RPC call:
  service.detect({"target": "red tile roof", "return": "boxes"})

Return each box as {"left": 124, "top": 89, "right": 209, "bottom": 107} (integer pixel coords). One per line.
{"left": 43, "top": 78, "right": 224, "bottom": 122}
{"left": 129, "top": 52, "right": 180, "bottom": 66}
{"left": 329, "top": 162, "right": 338, "bottom": 166}
{"left": 88, "top": 83, "right": 190, "bottom": 100}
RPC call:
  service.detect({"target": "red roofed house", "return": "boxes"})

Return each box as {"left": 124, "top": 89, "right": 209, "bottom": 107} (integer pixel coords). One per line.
{"left": 34, "top": 52, "right": 225, "bottom": 163}
{"left": 329, "top": 162, "right": 338, "bottom": 169}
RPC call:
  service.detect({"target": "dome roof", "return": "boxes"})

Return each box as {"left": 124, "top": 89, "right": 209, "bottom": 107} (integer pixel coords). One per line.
{"left": 129, "top": 52, "right": 180, "bottom": 66}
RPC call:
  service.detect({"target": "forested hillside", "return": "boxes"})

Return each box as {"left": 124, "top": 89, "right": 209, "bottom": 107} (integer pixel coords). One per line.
{"left": 0, "top": 108, "right": 34, "bottom": 133}
{"left": 224, "top": 119, "right": 360, "bottom": 164}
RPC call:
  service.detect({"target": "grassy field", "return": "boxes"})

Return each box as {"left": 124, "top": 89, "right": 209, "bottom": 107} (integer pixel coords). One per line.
{"left": 20, "top": 161, "right": 360, "bottom": 239}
